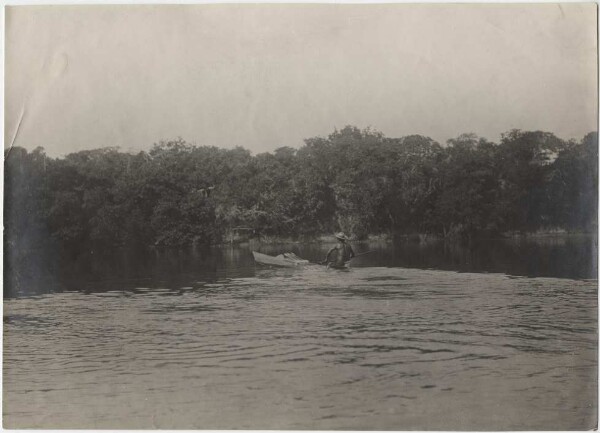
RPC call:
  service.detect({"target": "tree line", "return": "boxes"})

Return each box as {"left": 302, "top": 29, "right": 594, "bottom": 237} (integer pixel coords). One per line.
{"left": 4, "top": 126, "right": 597, "bottom": 251}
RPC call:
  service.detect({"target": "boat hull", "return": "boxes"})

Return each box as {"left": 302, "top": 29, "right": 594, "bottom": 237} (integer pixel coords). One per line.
{"left": 327, "top": 263, "right": 349, "bottom": 270}
{"left": 252, "top": 251, "right": 309, "bottom": 268}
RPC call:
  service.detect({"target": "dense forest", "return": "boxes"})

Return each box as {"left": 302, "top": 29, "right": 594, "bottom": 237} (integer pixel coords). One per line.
{"left": 4, "top": 126, "right": 598, "bottom": 252}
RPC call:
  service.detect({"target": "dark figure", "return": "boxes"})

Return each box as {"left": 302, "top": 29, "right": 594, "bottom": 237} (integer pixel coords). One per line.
{"left": 324, "top": 232, "right": 355, "bottom": 268}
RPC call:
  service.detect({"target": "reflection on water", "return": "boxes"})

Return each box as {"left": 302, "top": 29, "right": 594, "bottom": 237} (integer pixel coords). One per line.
{"left": 4, "top": 235, "right": 597, "bottom": 298}
{"left": 3, "top": 236, "right": 598, "bottom": 429}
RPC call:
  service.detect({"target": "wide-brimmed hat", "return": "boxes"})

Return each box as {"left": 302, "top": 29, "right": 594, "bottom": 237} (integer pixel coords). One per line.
{"left": 334, "top": 232, "right": 349, "bottom": 241}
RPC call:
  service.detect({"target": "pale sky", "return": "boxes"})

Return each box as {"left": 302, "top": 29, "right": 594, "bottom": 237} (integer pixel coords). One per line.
{"left": 5, "top": 3, "right": 598, "bottom": 156}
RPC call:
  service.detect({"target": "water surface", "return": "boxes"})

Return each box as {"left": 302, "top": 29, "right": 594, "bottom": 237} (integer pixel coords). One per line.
{"left": 4, "top": 237, "right": 597, "bottom": 429}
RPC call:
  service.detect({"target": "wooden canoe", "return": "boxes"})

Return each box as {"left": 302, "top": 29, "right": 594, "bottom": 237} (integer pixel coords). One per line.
{"left": 252, "top": 251, "right": 310, "bottom": 267}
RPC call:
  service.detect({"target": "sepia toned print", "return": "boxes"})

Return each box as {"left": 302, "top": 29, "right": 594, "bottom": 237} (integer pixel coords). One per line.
{"left": 3, "top": 4, "right": 597, "bottom": 429}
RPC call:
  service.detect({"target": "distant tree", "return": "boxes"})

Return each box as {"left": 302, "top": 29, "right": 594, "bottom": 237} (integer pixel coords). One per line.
{"left": 546, "top": 132, "right": 598, "bottom": 230}
{"left": 434, "top": 134, "right": 501, "bottom": 239}
{"left": 496, "top": 130, "right": 567, "bottom": 232}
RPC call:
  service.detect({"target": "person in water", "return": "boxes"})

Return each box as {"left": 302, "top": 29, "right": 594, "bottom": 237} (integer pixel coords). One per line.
{"left": 323, "top": 232, "right": 355, "bottom": 267}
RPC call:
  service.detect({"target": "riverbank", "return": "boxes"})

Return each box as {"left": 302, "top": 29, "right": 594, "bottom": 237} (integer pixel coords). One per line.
{"left": 221, "top": 229, "right": 596, "bottom": 246}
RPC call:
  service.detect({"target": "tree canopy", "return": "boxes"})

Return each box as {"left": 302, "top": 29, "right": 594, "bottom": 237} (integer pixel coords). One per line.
{"left": 4, "top": 127, "right": 597, "bottom": 251}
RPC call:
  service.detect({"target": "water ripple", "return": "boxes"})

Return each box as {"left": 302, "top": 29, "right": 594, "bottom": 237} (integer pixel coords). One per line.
{"left": 4, "top": 267, "right": 597, "bottom": 429}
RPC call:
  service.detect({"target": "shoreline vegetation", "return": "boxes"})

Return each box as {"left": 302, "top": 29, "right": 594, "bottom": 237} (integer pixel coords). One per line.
{"left": 224, "top": 229, "right": 596, "bottom": 247}
{"left": 5, "top": 126, "right": 598, "bottom": 254}
{"left": 224, "top": 229, "right": 595, "bottom": 246}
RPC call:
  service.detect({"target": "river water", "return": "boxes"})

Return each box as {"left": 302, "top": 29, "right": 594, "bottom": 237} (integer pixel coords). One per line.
{"left": 4, "top": 236, "right": 597, "bottom": 429}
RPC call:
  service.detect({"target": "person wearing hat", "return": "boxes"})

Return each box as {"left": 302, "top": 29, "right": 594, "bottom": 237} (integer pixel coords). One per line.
{"left": 322, "top": 232, "right": 355, "bottom": 268}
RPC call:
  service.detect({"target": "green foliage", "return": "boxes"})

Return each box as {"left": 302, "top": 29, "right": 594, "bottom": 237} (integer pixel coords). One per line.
{"left": 4, "top": 128, "right": 597, "bottom": 252}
